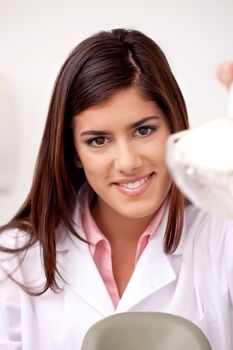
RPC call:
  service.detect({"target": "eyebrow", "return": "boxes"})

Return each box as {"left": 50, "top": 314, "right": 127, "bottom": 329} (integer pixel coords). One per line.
{"left": 79, "top": 116, "right": 160, "bottom": 137}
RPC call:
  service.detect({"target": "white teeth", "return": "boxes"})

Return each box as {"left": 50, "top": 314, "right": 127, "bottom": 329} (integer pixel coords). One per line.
{"left": 120, "top": 175, "right": 149, "bottom": 190}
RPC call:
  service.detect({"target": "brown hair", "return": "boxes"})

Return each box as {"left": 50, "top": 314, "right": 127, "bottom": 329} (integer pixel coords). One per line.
{"left": 0, "top": 28, "right": 189, "bottom": 294}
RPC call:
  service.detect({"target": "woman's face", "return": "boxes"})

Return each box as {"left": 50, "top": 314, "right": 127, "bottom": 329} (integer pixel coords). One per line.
{"left": 73, "top": 87, "right": 172, "bottom": 221}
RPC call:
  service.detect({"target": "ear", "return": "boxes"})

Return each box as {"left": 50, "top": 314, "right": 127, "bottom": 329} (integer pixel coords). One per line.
{"left": 75, "top": 159, "right": 83, "bottom": 168}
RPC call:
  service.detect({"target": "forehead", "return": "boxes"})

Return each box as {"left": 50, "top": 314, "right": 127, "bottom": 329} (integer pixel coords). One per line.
{"left": 73, "top": 87, "right": 165, "bottom": 131}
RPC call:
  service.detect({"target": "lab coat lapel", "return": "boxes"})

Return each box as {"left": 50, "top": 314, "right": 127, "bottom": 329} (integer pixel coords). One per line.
{"left": 56, "top": 194, "right": 176, "bottom": 315}
{"left": 56, "top": 224, "right": 115, "bottom": 317}
{"left": 115, "top": 211, "right": 177, "bottom": 313}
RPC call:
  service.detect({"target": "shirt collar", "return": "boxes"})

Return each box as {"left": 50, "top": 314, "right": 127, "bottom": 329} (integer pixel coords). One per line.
{"left": 56, "top": 182, "right": 186, "bottom": 256}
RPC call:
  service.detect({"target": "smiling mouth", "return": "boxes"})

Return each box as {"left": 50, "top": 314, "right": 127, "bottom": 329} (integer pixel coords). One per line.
{"left": 114, "top": 173, "right": 154, "bottom": 190}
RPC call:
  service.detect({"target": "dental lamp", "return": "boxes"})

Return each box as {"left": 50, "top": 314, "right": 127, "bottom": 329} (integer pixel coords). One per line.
{"left": 166, "top": 63, "right": 233, "bottom": 219}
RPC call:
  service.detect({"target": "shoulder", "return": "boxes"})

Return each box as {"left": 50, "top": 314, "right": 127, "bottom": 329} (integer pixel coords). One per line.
{"left": 0, "top": 228, "right": 41, "bottom": 283}
{"left": 184, "top": 204, "right": 233, "bottom": 263}
{"left": 185, "top": 204, "right": 233, "bottom": 237}
{"left": 0, "top": 227, "right": 30, "bottom": 250}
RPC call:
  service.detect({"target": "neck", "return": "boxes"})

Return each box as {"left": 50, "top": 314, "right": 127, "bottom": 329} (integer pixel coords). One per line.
{"left": 91, "top": 200, "right": 155, "bottom": 247}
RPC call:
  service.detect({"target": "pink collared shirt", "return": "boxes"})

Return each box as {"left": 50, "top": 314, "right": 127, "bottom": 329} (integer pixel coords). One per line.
{"left": 81, "top": 186, "right": 167, "bottom": 307}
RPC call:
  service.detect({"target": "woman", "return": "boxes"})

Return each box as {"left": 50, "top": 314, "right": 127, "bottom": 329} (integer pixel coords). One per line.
{"left": 0, "top": 28, "right": 232, "bottom": 350}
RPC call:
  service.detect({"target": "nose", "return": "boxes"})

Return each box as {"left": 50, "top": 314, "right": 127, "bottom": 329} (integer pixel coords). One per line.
{"left": 113, "top": 141, "right": 142, "bottom": 174}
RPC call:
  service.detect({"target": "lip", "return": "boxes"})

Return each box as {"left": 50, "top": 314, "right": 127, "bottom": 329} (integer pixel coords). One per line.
{"left": 112, "top": 172, "right": 155, "bottom": 197}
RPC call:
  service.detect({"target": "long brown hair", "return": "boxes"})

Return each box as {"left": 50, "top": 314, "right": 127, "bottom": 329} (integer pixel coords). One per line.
{"left": 0, "top": 28, "right": 189, "bottom": 294}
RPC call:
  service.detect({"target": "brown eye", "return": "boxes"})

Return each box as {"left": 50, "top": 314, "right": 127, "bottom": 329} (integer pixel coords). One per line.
{"left": 134, "top": 126, "right": 156, "bottom": 137}
{"left": 87, "top": 136, "right": 110, "bottom": 147}
{"left": 94, "top": 137, "right": 105, "bottom": 145}
{"left": 138, "top": 127, "right": 149, "bottom": 135}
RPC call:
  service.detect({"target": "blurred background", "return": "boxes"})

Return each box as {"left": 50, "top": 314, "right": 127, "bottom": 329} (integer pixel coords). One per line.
{"left": 1, "top": 0, "right": 233, "bottom": 224}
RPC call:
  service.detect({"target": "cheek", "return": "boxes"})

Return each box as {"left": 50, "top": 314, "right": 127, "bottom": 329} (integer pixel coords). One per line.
{"left": 146, "top": 139, "right": 167, "bottom": 165}
{"left": 156, "top": 135, "right": 170, "bottom": 168}
{"left": 79, "top": 152, "right": 110, "bottom": 178}
{"left": 153, "top": 139, "right": 172, "bottom": 188}
{"left": 157, "top": 168, "right": 172, "bottom": 203}
{"left": 82, "top": 160, "right": 101, "bottom": 176}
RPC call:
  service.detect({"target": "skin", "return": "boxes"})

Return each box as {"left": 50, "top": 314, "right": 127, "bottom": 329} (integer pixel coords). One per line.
{"left": 73, "top": 86, "right": 172, "bottom": 294}
{"left": 216, "top": 62, "right": 233, "bottom": 89}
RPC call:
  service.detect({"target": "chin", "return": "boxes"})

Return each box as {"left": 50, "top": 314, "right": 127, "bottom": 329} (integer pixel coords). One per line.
{"left": 118, "top": 205, "right": 161, "bottom": 220}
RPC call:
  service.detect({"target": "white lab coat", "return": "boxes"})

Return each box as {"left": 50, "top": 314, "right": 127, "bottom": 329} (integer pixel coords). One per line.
{"left": 0, "top": 203, "right": 233, "bottom": 350}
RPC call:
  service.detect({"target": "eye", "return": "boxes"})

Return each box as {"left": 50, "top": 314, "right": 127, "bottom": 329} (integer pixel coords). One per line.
{"left": 86, "top": 136, "right": 110, "bottom": 147}
{"left": 134, "top": 126, "right": 156, "bottom": 137}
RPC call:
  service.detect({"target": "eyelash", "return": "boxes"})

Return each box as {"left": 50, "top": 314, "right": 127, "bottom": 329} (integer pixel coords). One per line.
{"left": 86, "top": 126, "right": 157, "bottom": 147}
